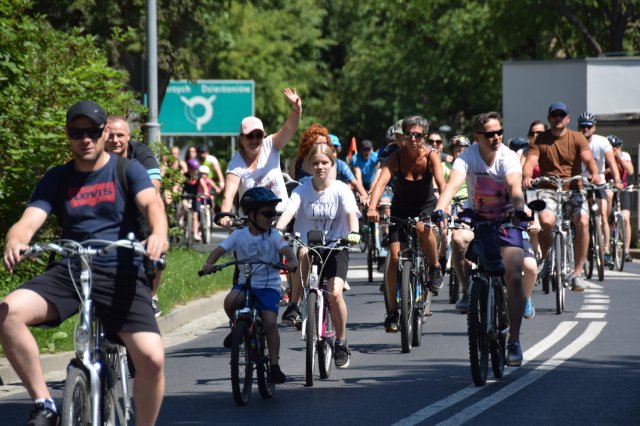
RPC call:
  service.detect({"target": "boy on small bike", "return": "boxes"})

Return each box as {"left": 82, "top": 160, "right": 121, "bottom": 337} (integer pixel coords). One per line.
{"left": 202, "top": 187, "right": 297, "bottom": 384}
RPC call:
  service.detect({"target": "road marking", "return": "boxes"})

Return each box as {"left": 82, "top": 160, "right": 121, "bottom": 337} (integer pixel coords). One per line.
{"left": 586, "top": 282, "right": 603, "bottom": 289}
{"left": 433, "top": 321, "right": 607, "bottom": 426}
{"left": 580, "top": 305, "right": 608, "bottom": 310}
{"left": 391, "top": 321, "right": 578, "bottom": 426}
{"left": 576, "top": 312, "right": 607, "bottom": 319}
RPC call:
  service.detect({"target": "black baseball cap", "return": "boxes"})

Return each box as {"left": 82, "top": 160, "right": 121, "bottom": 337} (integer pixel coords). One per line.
{"left": 66, "top": 100, "right": 107, "bottom": 125}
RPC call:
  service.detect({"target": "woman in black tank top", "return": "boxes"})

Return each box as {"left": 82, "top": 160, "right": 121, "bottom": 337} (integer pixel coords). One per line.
{"left": 365, "top": 115, "right": 446, "bottom": 332}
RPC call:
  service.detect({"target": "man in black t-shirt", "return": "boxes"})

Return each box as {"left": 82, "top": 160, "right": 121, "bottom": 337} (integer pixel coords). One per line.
{"left": 2, "top": 101, "right": 168, "bottom": 426}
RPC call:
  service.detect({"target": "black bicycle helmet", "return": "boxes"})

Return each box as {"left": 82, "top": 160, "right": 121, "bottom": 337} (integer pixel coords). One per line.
{"left": 240, "top": 187, "right": 281, "bottom": 213}
{"left": 508, "top": 137, "right": 529, "bottom": 152}
{"left": 607, "top": 134, "right": 623, "bottom": 147}
{"left": 578, "top": 112, "right": 597, "bottom": 126}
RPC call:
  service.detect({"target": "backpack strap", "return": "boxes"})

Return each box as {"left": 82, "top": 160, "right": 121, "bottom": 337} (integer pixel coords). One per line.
{"left": 116, "top": 155, "right": 130, "bottom": 199}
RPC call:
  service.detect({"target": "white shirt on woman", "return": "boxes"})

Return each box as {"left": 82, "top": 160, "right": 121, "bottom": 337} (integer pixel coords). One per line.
{"left": 227, "top": 135, "right": 288, "bottom": 212}
{"left": 284, "top": 179, "right": 360, "bottom": 246}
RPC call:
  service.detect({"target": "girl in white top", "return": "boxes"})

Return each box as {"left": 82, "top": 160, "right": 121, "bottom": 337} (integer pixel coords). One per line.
{"left": 276, "top": 144, "right": 361, "bottom": 368}
{"left": 220, "top": 88, "right": 302, "bottom": 224}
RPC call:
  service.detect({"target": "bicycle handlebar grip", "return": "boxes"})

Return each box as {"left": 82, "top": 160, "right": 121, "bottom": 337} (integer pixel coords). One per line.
{"left": 214, "top": 212, "right": 238, "bottom": 226}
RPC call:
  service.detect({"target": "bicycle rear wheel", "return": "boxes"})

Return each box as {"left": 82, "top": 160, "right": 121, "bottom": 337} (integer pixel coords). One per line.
{"left": 585, "top": 216, "right": 595, "bottom": 279}
{"left": 103, "top": 346, "right": 133, "bottom": 425}
{"left": 448, "top": 268, "right": 459, "bottom": 304}
{"left": 468, "top": 277, "right": 489, "bottom": 386}
{"left": 230, "top": 320, "right": 253, "bottom": 406}
{"left": 594, "top": 216, "right": 605, "bottom": 279}
{"left": 490, "top": 278, "right": 508, "bottom": 379}
{"left": 305, "top": 291, "right": 318, "bottom": 387}
{"left": 318, "top": 299, "right": 334, "bottom": 380}
{"left": 399, "top": 260, "right": 414, "bottom": 353}
{"left": 554, "top": 233, "right": 564, "bottom": 315}
{"left": 200, "top": 208, "right": 211, "bottom": 244}
{"left": 613, "top": 215, "right": 625, "bottom": 271}
{"left": 61, "top": 363, "right": 91, "bottom": 425}
{"left": 256, "top": 333, "right": 275, "bottom": 399}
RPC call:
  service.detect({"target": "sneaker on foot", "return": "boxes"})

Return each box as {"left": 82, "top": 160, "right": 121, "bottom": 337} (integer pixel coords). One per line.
{"left": 455, "top": 292, "right": 469, "bottom": 312}
{"left": 604, "top": 252, "right": 614, "bottom": 267}
{"left": 343, "top": 281, "right": 351, "bottom": 291}
{"left": 281, "top": 304, "right": 301, "bottom": 324}
{"left": 571, "top": 275, "right": 587, "bottom": 291}
{"left": 268, "top": 364, "right": 286, "bottom": 384}
{"left": 384, "top": 311, "right": 399, "bottom": 333}
{"left": 523, "top": 297, "right": 536, "bottom": 319}
{"left": 429, "top": 266, "right": 444, "bottom": 290}
{"left": 151, "top": 295, "right": 161, "bottom": 318}
{"left": 506, "top": 341, "right": 523, "bottom": 367}
{"left": 25, "top": 402, "right": 58, "bottom": 426}
{"left": 625, "top": 252, "right": 633, "bottom": 262}
{"left": 334, "top": 342, "right": 351, "bottom": 368}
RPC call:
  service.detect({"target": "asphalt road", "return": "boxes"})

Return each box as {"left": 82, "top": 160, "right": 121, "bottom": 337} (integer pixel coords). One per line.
{"left": 1, "top": 248, "right": 639, "bottom": 425}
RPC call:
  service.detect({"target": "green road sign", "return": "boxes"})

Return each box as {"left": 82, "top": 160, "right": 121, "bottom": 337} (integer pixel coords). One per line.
{"left": 159, "top": 80, "right": 254, "bottom": 136}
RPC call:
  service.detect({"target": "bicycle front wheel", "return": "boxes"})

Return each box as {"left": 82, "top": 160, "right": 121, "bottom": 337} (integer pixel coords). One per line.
{"left": 468, "top": 277, "right": 489, "bottom": 386}
{"left": 399, "top": 260, "right": 414, "bottom": 353}
{"left": 613, "top": 215, "right": 625, "bottom": 271}
{"left": 200, "top": 208, "right": 211, "bottom": 244}
{"left": 318, "top": 299, "right": 334, "bottom": 380}
{"left": 594, "top": 216, "right": 605, "bottom": 279}
{"left": 61, "top": 363, "right": 91, "bottom": 425}
{"left": 256, "top": 332, "right": 275, "bottom": 399}
{"left": 230, "top": 320, "right": 253, "bottom": 406}
{"left": 554, "top": 233, "right": 564, "bottom": 315}
{"left": 490, "top": 278, "right": 508, "bottom": 379}
{"left": 305, "top": 291, "right": 318, "bottom": 387}
{"left": 381, "top": 252, "right": 392, "bottom": 314}
{"left": 585, "top": 215, "right": 595, "bottom": 279}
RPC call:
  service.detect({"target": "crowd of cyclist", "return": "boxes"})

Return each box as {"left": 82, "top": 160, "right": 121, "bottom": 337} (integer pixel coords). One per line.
{"left": 1, "top": 92, "right": 636, "bottom": 425}
{"left": 172, "top": 98, "right": 635, "bottom": 379}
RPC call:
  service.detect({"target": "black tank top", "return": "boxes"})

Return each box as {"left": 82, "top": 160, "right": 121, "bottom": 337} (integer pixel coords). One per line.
{"left": 391, "top": 149, "right": 436, "bottom": 217}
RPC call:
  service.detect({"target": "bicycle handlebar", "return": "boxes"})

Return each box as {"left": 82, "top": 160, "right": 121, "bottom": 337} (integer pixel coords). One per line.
{"left": 198, "top": 258, "right": 286, "bottom": 277}
{"left": 214, "top": 212, "right": 246, "bottom": 229}
{"left": 20, "top": 237, "right": 165, "bottom": 266}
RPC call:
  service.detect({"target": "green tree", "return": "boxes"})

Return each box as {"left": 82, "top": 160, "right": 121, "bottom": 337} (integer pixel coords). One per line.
{"left": 0, "top": 2, "right": 142, "bottom": 237}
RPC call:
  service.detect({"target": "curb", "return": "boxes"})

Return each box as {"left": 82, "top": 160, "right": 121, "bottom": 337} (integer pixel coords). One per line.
{"left": 0, "top": 292, "right": 226, "bottom": 386}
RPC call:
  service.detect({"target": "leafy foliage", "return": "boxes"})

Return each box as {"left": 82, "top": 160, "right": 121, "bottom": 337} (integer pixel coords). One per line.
{"left": 0, "top": 6, "right": 142, "bottom": 237}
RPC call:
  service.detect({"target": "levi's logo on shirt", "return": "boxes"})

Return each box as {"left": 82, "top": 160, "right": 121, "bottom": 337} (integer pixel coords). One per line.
{"left": 69, "top": 181, "right": 116, "bottom": 207}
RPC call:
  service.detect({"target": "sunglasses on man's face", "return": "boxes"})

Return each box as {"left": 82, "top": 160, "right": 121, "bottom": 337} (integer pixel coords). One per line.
{"left": 259, "top": 210, "right": 277, "bottom": 218}
{"left": 482, "top": 128, "right": 504, "bottom": 138}
{"left": 68, "top": 127, "right": 104, "bottom": 140}
{"left": 550, "top": 111, "right": 567, "bottom": 119}
{"left": 404, "top": 132, "right": 425, "bottom": 140}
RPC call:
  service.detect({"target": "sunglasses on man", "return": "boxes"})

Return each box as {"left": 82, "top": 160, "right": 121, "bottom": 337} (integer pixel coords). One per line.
{"left": 480, "top": 128, "right": 504, "bottom": 138}
{"left": 67, "top": 127, "right": 104, "bottom": 140}
{"left": 549, "top": 111, "right": 567, "bottom": 119}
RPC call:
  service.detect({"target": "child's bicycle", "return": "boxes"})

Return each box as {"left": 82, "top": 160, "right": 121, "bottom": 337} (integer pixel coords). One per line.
{"left": 199, "top": 257, "right": 286, "bottom": 406}
{"left": 20, "top": 235, "right": 163, "bottom": 425}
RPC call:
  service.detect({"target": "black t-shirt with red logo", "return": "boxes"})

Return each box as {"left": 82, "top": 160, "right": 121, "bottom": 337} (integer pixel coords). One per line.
{"left": 29, "top": 154, "right": 153, "bottom": 265}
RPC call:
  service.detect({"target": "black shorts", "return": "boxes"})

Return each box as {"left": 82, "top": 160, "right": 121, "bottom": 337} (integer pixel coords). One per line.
{"left": 317, "top": 249, "right": 349, "bottom": 281}
{"left": 620, "top": 191, "right": 632, "bottom": 210}
{"left": 20, "top": 261, "right": 159, "bottom": 336}
{"left": 389, "top": 199, "right": 437, "bottom": 245}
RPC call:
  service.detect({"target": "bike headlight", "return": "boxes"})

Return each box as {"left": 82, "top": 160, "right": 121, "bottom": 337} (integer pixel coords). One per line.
{"left": 591, "top": 204, "right": 598, "bottom": 212}
{"left": 74, "top": 324, "right": 91, "bottom": 355}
